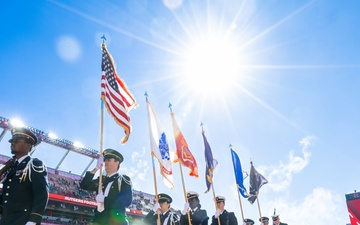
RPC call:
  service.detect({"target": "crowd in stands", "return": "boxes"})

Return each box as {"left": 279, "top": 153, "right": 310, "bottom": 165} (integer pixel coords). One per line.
{"left": 48, "top": 173, "right": 95, "bottom": 201}
{"left": 47, "top": 172, "right": 159, "bottom": 215}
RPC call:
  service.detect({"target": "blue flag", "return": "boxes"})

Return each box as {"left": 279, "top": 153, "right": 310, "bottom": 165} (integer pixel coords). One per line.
{"left": 203, "top": 131, "right": 218, "bottom": 193}
{"left": 230, "top": 149, "right": 249, "bottom": 198}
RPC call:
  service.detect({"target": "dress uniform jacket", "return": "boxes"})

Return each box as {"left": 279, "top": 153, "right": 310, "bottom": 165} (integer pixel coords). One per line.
{"left": 144, "top": 209, "right": 180, "bottom": 225}
{"left": 0, "top": 156, "right": 49, "bottom": 225}
{"left": 180, "top": 206, "right": 209, "bottom": 225}
{"left": 80, "top": 171, "right": 132, "bottom": 225}
{"left": 211, "top": 210, "right": 238, "bottom": 225}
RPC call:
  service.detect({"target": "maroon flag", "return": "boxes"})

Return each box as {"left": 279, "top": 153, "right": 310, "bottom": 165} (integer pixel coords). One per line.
{"left": 101, "top": 43, "right": 137, "bottom": 144}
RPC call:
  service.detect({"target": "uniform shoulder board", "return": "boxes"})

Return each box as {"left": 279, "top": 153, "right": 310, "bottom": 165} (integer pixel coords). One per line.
{"left": 121, "top": 174, "right": 132, "bottom": 185}
{"left": 31, "top": 158, "right": 47, "bottom": 172}
{"left": 31, "top": 158, "right": 45, "bottom": 167}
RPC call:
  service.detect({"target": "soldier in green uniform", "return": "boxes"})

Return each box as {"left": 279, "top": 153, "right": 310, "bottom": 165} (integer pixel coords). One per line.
{"left": 0, "top": 127, "right": 49, "bottom": 225}
{"left": 80, "top": 148, "right": 132, "bottom": 225}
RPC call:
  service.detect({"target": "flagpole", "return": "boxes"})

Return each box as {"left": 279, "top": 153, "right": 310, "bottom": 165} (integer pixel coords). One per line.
{"left": 210, "top": 181, "right": 220, "bottom": 225}
{"left": 255, "top": 191, "right": 263, "bottom": 222}
{"left": 179, "top": 162, "right": 192, "bottom": 225}
{"left": 98, "top": 98, "right": 104, "bottom": 194}
{"left": 236, "top": 184, "right": 245, "bottom": 222}
{"left": 151, "top": 155, "right": 161, "bottom": 225}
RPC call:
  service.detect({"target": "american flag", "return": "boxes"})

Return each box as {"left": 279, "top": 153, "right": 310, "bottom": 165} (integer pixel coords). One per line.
{"left": 101, "top": 43, "right": 137, "bottom": 144}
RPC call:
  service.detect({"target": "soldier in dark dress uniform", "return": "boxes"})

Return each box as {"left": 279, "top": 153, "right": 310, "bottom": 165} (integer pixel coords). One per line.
{"left": 259, "top": 216, "right": 269, "bottom": 225}
{"left": 244, "top": 218, "right": 254, "bottom": 225}
{"left": 144, "top": 193, "right": 180, "bottom": 225}
{"left": 180, "top": 191, "right": 209, "bottom": 225}
{"left": 0, "top": 127, "right": 49, "bottom": 225}
{"left": 211, "top": 196, "right": 237, "bottom": 225}
{"left": 80, "top": 148, "right": 132, "bottom": 225}
{"left": 271, "top": 215, "right": 287, "bottom": 225}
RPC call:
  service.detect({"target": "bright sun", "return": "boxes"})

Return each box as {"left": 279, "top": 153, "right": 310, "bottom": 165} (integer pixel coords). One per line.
{"left": 181, "top": 35, "right": 243, "bottom": 98}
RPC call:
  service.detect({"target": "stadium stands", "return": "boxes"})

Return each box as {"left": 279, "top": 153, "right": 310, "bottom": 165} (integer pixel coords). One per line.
{"left": 0, "top": 154, "right": 175, "bottom": 225}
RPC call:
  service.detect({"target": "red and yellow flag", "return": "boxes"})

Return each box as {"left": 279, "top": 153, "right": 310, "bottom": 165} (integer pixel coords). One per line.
{"left": 170, "top": 111, "right": 198, "bottom": 177}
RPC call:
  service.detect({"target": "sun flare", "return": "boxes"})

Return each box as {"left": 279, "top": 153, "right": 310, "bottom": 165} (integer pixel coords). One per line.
{"left": 181, "top": 35, "right": 243, "bottom": 98}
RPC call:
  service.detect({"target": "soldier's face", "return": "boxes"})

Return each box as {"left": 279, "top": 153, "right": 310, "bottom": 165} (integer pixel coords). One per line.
{"left": 216, "top": 201, "right": 225, "bottom": 210}
{"left": 104, "top": 158, "right": 119, "bottom": 174}
{"left": 10, "top": 138, "right": 30, "bottom": 155}
{"left": 188, "top": 198, "right": 198, "bottom": 209}
{"left": 159, "top": 201, "right": 170, "bottom": 212}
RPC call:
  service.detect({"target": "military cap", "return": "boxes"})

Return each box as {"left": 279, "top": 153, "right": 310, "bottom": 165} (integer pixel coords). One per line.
{"left": 187, "top": 191, "right": 199, "bottom": 200}
{"left": 103, "top": 148, "right": 124, "bottom": 163}
{"left": 271, "top": 215, "right": 280, "bottom": 221}
{"left": 158, "top": 193, "right": 172, "bottom": 203}
{"left": 9, "top": 127, "right": 38, "bottom": 145}
{"left": 259, "top": 217, "right": 269, "bottom": 222}
{"left": 244, "top": 218, "right": 254, "bottom": 224}
{"left": 215, "top": 195, "right": 226, "bottom": 203}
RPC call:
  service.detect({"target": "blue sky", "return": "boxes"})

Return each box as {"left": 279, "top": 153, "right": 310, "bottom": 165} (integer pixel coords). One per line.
{"left": 1, "top": 0, "right": 360, "bottom": 224}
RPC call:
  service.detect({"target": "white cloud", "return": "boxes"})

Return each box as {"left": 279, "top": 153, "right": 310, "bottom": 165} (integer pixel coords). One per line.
{"left": 56, "top": 35, "right": 82, "bottom": 62}
{"left": 120, "top": 147, "right": 149, "bottom": 189}
{"left": 262, "top": 187, "right": 347, "bottom": 225}
{"left": 265, "top": 135, "right": 315, "bottom": 192}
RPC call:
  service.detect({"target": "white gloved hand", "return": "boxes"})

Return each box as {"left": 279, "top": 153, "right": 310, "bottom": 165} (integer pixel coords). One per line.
{"left": 242, "top": 222, "right": 246, "bottom": 225}
{"left": 153, "top": 202, "right": 160, "bottom": 212}
{"left": 25, "top": 222, "right": 36, "bottom": 225}
{"left": 260, "top": 223, "right": 264, "bottom": 225}
{"left": 96, "top": 155, "right": 103, "bottom": 169}
{"left": 181, "top": 202, "right": 190, "bottom": 215}
{"left": 214, "top": 210, "right": 222, "bottom": 218}
{"left": 96, "top": 193, "right": 105, "bottom": 203}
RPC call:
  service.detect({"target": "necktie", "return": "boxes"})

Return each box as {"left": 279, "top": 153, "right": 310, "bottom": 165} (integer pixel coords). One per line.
{"left": 12, "top": 160, "right": 19, "bottom": 170}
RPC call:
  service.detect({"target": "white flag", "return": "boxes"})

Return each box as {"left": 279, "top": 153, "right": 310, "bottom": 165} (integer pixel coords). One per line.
{"left": 146, "top": 101, "right": 174, "bottom": 189}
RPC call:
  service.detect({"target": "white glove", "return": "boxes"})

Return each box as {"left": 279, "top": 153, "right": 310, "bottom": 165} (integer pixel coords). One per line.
{"left": 25, "top": 222, "right": 36, "bottom": 225}
{"left": 214, "top": 210, "right": 221, "bottom": 218}
{"left": 96, "top": 155, "right": 103, "bottom": 169}
{"left": 242, "top": 222, "right": 246, "bottom": 225}
{"left": 181, "top": 202, "right": 190, "bottom": 215}
{"left": 260, "top": 223, "right": 264, "bottom": 225}
{"left": 153, "top": 202, "right": 160, "bottom": 212}
{"left": 96, "top": 193, "right": 105, "bottom": 203}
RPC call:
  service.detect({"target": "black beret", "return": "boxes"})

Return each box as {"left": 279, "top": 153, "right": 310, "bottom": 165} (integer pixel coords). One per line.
{"left": 103, "top": 149, "right": 124, "bottom": 163}
{"left": 9, "top": 127, "right": 38, "bottom": 145}
{"left": 158, "top": 193, "right": 172, "bottom": 203}
{"left": 259, "top": 217, "right": 269, "bottom": 222}
{"left": 244, "top": 218, "right": 254, "bottom": 224}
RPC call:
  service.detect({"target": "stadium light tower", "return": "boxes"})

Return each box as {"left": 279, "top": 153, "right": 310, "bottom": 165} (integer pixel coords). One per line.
{"left": 0, "top": 115, "right": 99, "bottom": 176}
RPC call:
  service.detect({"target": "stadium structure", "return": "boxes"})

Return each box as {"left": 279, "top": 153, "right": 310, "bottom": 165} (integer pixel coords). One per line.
{"left": 0, "top": 116, "right": 169, "bottom": 225}
{"left": 346, "top": 190, "right": 360, "bottom": 225}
